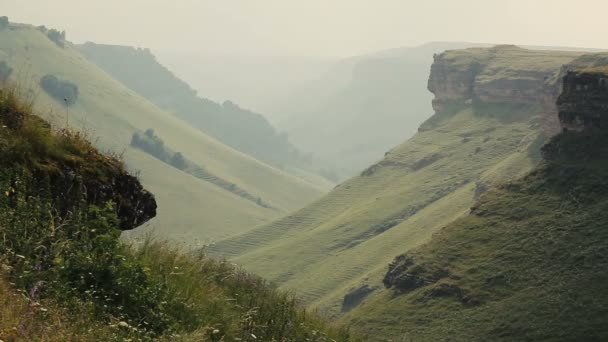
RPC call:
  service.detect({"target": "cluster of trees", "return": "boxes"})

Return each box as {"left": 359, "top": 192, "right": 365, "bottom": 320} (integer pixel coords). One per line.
{"left": 131, "top": 128, "right": 186, "bottom": 170}
{"left": 0, "top": 61, "right": 12, "bottom": 82}
{"left": 37, "top": 25, "right": 67, "bottom": 47}
{"left": 0, "top": 16, "right": 8, "bottom": 29}
{"left": 40, "top": 74, "right": 79, "bottom": 105}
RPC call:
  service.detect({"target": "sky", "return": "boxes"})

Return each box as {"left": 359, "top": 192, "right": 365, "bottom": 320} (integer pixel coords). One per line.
{"left": 4, "top": 0, "right": 608, "bottom": 58}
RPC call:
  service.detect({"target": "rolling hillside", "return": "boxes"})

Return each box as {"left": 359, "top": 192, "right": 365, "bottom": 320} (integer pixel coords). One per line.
{"left": 76, "top": 43, "right": 332, "bottom": 186}
{"left": 210, "top": 46, "right": 585, "bottom": 315}
{"left": 343, "top": 58, "right": 608, "bottom": 340}
{"left": 0, "top": 22, "right": 325, "bottom": 242}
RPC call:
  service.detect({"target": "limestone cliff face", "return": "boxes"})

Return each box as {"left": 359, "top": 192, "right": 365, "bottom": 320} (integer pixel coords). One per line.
{"left": 427, "top": 45, "right": 583, "bottom": 136}
{"left": 0, "top": 108, "right": 156, "bottom": 231}
{"left": 427, "top": 51, "right": 479, "bottom": 113}
{"left": 39, "top": 161, "right": 158, "bottom": 231}
{"left": 557, "top": 71, "right": 608, "bottom": 131}
{"left": 553, "top": 53, "right": 608, "bottom": 131}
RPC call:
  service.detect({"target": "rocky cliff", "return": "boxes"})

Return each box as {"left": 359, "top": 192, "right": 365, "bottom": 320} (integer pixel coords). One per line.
{"left": 555, "top": 53, "right": 608, "bottom": 131}
{"left": 0, "top": 97, "right": 156, "bottom": 230}
{"left": 427, "top": 45, "right": 583, "bottom": 136}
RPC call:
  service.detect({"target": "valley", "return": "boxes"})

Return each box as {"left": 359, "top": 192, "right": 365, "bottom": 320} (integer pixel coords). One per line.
{"left": 1, "top": 6, "right": 608, "bottom": 341}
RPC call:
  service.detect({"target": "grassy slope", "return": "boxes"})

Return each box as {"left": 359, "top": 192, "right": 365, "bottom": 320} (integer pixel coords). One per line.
{"left": 0, "top": 24, "right": 325, "bottom": 241}
{"left": 76, "top": 43, "right": 332, "bottom": 189}
{"left": 0, "top": 87, "right": 355, "bottom": 342}
{"left": 212, "top": 104, "right": 542, "bottom": 314}
{"left": 342, "top": 132, "right": 608, "bottom": 341}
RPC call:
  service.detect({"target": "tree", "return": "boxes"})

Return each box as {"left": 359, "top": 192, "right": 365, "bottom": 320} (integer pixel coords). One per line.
{"left": 47, "top": 29, "right": 66, "bottom": 47}
{"left": 40, "top": 74, "right": 79, "bottom": 105}
{"left": 0, "top": 16, "right": 8, "bottom": 29}
{"left": 131, "top": 132, "right": 142, "bottom": 147}
{"left": 170, "top": 152, "right": 186, "bottom": 170}
{"left": 144, "top": 128, "right": 155, "bottom": 138}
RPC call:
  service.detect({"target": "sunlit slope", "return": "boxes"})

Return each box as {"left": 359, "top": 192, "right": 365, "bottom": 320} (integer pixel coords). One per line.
{"left": 211, "top": 105, "right": 541, "bottom": 312}
{"left": 342, "top": 131, "right": 608, "bottom": 341}
{"left": 0, "top": 24, "right": 324, "bottom": 240}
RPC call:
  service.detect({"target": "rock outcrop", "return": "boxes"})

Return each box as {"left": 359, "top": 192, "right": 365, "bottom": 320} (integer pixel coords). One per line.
{"left": 427, "top": 45, "right": 584, "bottom": 136}
{"left": 383, "top": 255, "right": 449, "bottom": 293}
{"left": 0, "top": 106, "right": 156, "bottom": 231}
{"left": 558, "top": 70, "right": 608, "bottom": 131}
{"left": 41, "top": 163, "right": 157, "bottom": 231}
{"left": 342, "top": 284, "right": 374, "bottom": 312}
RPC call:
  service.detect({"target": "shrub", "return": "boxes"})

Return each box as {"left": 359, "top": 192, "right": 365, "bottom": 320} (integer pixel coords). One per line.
{"left": 40, "top": 74, "right": 79, "bottom": 105}
{"left": 131, "top": 129, "right": 169, "bottom": 161}
{"left": 46, "top": 29, "right": 66, "bottom": 48}
{"left": 170, "top": 152, "right": 186, "bottom": 170}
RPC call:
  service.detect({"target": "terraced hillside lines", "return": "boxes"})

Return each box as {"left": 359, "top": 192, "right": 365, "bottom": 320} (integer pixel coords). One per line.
{"left": 213, "top": 175, "right": 385, "bottom": 258}
{"left": 0, "top": 23, "right": 324, "bottom": 241}
{"left": 123, "top": 150, "right": 271, "bottom": 242}
{"left": 212, "top": 105, "right": 541, "bottom": 314}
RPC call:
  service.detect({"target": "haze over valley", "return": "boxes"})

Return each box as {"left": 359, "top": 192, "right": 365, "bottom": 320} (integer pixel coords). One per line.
{"left": 1, "top": 1, "right": 608, "bottom": 340}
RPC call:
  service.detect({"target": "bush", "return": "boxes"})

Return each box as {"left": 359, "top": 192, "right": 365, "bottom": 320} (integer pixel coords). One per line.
{"left": 0, "top": 16, "right": 8, "bottom": 29}
{"left": 170, "top": 152, "right": 186, "bottom": 170}
{"left": 131, "top": 130, "right": 169, "bottom": 161}
{"left": 46, "top": 29, "right": 66, "bottom": 48}
{"left": 40, "top": 74, "right": 79, "bottom": 105}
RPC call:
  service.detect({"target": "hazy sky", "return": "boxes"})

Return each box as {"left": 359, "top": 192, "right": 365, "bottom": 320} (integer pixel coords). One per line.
{"left": 5, "top": 0, "right": 608, "bottom": 57}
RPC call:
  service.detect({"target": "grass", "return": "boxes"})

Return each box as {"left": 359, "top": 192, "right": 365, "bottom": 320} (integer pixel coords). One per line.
{"left": 0, "top": 90, "right": 356, "bottom": 341}
{"left": 342, "top": 131, "right": 608, "bottom": 341}
{"left": 437, "top": 45, "right": 583, "bottom": 77}
{"left": 210, "top": 46, "right": 597, "bottom": 317}
{"left": 0, "top": 22, "right": 326, "bottom": 243}
{"left": 210, "top": 100, "right": 543, "bottom": 316}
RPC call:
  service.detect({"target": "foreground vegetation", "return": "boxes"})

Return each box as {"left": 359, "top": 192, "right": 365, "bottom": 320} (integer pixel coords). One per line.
{"left": 0, "top": 87, "right": 354, "bottom": 341}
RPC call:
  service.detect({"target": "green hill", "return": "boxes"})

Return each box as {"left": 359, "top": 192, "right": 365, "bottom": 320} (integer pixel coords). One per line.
{"left": 0, "top": 22, "right": 326, "bottom": 242}
{"left": 344, "top": 133, "right": 608, "bottom": 341}
{"left": 209, "top": 46, "right": 585, "bottom": 316}
{"left": 342, "top": 63, "right": 608, "bottom": 340}
{"left": 76, "top": 42, "right": 331, "bottom": 185}
{"left": 0, "top": 87, "right": 354, "bottom": 341}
